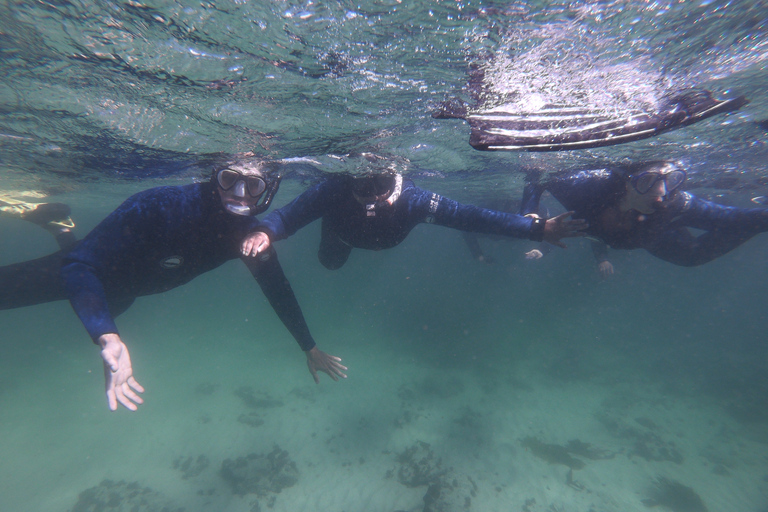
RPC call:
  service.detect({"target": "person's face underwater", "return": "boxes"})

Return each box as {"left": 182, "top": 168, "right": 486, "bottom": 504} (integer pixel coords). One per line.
{"left": 623, "top": 166, "right": 686, "bottom": 214}
{"left": 216, "top": 166, "right": 268, "bottom": 216}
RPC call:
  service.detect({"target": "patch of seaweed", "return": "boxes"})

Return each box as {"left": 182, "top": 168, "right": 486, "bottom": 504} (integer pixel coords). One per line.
{"left": 642, "top": 477, "right": 708, "bottom": 512}
{"left": 71, "top": 479, "right": 182, "bottom": 512}
{"left": 234, "top": 386, "right": 284, "bottom": 409}
{"left": 172, "top": 454, "right": 210, "bottom": 479}
{"left": 395, "top": 441, "right": 448, "bottom": 487}
{"left": 565, "top": 439, "right": 615, "bottom": 460}
{"left": 521, "top": 437, "right": 585, "bottom": 470}
{"left": 220, "top": 445, "right": 298, "bottom": 497}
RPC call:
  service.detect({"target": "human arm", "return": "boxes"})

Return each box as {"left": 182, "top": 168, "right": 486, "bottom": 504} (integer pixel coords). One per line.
{"left": 462, "top": 232, "right": 493, "bottom": 263}
{"left": 590, "top": 240, "right": 614, "bottom": 279}
{"left": 420, "top": 188, "right": 586, "bottom": 244}
{"left": 60, "top": 259, "right": 146, "bottom": 411}
{"left": 241, "top": 248, "right": 347, "bottom": 382}
{"left": 98, "top": 333, "right": 145, "bottom": 411}
{"left": 250, "top": 179, "right": 339, "bottom": 242}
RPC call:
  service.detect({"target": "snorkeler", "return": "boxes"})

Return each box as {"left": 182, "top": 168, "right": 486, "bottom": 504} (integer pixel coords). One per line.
{"left": 239, "top": 167, "right": 587, "bottom": 269}
{"left": 0, "top": 195, "right": 77, "bottom": 250}
{"left": 519, "top": 161, "right": 768, "bottom": 277}
{"left": 0, "top": 158, "right": 346, "bottom": 412}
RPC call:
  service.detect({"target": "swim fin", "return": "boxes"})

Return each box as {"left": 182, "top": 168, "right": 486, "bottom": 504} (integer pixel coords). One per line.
{"left": 434, "top": 89, "right": 748, "bottom": 151}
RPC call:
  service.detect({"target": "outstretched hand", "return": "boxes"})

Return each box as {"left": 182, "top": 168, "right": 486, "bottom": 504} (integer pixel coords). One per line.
{"left": 241, "top": 231, "right": 271, "bottom": 257}
{"left": 597, "top": 260, "right": 615, "bottom": 280}
{"left": 98, "top": 333, "right": 145, "bottom": 411}
{"left": 543, "top": 211, "right": 588, "bottom": 248}
{"left": 306, "top": 346, "right": 348, "bottom": 384}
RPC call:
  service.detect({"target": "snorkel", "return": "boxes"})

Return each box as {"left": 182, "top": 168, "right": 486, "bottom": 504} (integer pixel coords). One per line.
{"left": 352, "top": 173, "right": 403, "bottom": 217}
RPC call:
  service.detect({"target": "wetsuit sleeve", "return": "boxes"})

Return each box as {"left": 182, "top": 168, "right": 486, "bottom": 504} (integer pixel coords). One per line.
{"left": 241, "top": 249, "right": 316, "bottom": 351}
{"left": 61, "top": 260, "right": 118, "bottom": 342}
{"left": 415, "top": 189, "right": 543, "bottom": 241}
{"left": 590, "top": 240, "right": 610, "bottom": 263}
{"left": 462, "top": 232, "right": 486, "bottom": 261}
{"left": 675, "top": 192, "right": 768, "bottom": 232}
{"left": 520, "top": 181, "right": 546, "bottom": 216}
{"left": 255, "top": 180, "right": 338, "bottom": 241}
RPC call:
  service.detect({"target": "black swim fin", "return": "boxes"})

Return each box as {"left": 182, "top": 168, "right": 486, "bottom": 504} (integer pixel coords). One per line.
{"left": 436, "top": 89, "right": 748, "bottom": 152}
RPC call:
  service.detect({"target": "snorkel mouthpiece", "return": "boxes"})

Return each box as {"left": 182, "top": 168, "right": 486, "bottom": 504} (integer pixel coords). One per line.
{"left": 225, "top": 204, "right": 253, "bottom": 216}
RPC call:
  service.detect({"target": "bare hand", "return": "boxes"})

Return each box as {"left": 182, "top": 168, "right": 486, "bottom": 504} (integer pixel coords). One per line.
{"left": 477, "top": 254, "right": 495, "bottom": 264}
{"left": 597, "top": 260, "right": 614, "bottom": 280}
{"left": 98, "top": 333, "right": 145, "bottom": 411}
{"left": 525, "top": 249, "right": 544, "bottom": 260}
{"left": 543, "top": 211, "right": 588, "bottom": 248}
{"left": 241, "top": 231, "right": 271, "bottom": 257}
{"left": 306, "top": 346, "right": 347, "bottom": 383}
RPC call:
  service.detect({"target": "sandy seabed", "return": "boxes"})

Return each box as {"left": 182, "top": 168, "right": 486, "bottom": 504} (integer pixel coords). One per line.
{"left": 1, "top": 304, "right": 767, "bottom": 512}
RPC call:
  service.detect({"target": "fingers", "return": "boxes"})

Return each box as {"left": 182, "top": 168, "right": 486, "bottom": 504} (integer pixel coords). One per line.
{"left": 127, "top": 376, "right": 146, "bottom": 394}
{"left": 120, "top": 383, "right": 144, "bottom": 407}
{"left": 241, "top": 239, "right": 256, "bottom": 257}
{"left": 323, "top": 361, "right": 348, "bottom": 380}
{"left": 106, "top": 388, "right": 118, "bottom": 411}
{"left": 308, "top": 353, "right": 348, "bottom": 382}
{"left": 241, "top": 234, "right": 271, "bottom": 257}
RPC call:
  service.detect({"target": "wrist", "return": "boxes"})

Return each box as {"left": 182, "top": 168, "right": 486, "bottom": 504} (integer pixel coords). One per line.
{"left": 529, "top": 217, "right": 546, "bottom": 242}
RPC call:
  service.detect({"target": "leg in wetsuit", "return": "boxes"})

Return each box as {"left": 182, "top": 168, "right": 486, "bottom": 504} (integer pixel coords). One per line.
{"left": 0, "top": 202, "right": 135, "bottom": 317}
{"left": 317, "top": 217, "right": 352, "bottom": 270}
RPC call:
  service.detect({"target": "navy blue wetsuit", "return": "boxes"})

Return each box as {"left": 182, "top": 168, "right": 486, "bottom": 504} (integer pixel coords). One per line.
{"left": 0, "top": 182, "right": 317, "bottom": 351}
{"left": 520, "top": 168, "right": 768, "bottom": 266}
{"left": 256, "top": 175, "right": 546, "bottom": 269}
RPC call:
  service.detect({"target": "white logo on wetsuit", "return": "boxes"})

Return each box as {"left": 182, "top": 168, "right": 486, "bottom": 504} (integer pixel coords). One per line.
{"left": 426, "top": 193, "right": 440, "bottom": 223}
{"left": 160, "top": 255, "right": 184, "bottom": 269}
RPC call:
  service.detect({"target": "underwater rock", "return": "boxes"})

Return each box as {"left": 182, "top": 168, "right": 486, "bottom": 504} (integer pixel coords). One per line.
{"left": 194, "top": 382, "right": 217, "bottom": 395}
{"left": 521, "top": 437, "right": 586, "bottom": 470}
{"left": 565, "top": 439, "right": 615, "bottom": 460}
{"left": 391, "top": 441, "right": 479, "bottom": 512}
{"left": 234, "top": 386, "right": 285, "bottom": 409}
{"left": 596, "top": 411, "right": 684, "bottom": 464}
{"left": 395, "top": 441, "right": 449, "bottom": 488}
{"left": 220, "top": 446, "right": 298, "bottom": 497}
{"left": 238, "top": 412, "right": 265, "bottom": 427}
{"left": 641, "top": 477, "right": 708, "bottom": 512}
{"left": 423, "top": 476, "right": 478, "bottom": 512}
{"left": 71, "top": 479, "right": 182, "bottom": 512}
{"left": 172, "top": 454, "right": 210, "bottom": 479}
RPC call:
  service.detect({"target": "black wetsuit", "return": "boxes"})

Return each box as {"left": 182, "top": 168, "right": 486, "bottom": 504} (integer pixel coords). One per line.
{"left": 520, "top": 168, "right": 768, "bottom": 266}
{"left": 0, "top": 182, "right": 317, "bottom": 350}
{"left": 255, "top": 175, "right": 546, "bottom": 270}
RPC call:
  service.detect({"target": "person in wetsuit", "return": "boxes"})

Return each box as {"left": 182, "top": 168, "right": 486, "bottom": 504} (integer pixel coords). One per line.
{"left": 239, "top": 171, "right": 587, "bottom": 268}
{"left": 519, "top": 161, "right": 768, "bottom": 277}
{"left": 0, "top": 158, "right": 346, "bottom": 412}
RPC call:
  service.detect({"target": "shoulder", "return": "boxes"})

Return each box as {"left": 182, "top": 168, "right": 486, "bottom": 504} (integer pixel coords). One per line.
{"left": 113, "top": 183, "right": 210, "bottom": 218}
{"left": 122, "top": 183, "right": 205, "bottom": 205}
